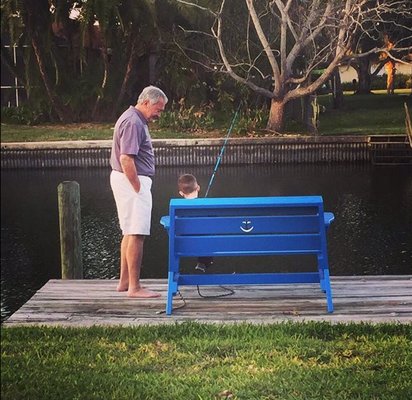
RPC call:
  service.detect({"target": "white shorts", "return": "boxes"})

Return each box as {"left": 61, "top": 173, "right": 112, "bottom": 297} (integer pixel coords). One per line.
{"left": 110, "top": 170, "right": 153, "bottom": 235}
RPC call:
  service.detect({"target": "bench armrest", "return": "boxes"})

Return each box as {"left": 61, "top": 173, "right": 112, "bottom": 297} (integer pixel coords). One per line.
{"left": 324, "top": 212, "right": 335, "bottom": 230}
{"left": 160, "top": 216, "right": 170, "bottom": 231}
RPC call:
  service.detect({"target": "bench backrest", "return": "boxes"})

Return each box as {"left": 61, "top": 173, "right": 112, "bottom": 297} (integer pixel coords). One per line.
{"left": 168, "top": 196, "right": 328, "bottom": 257}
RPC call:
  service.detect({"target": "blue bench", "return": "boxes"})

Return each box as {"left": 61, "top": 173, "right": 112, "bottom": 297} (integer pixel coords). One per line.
{"left": 160, "top": 196, "right": 334, "bottom": 315}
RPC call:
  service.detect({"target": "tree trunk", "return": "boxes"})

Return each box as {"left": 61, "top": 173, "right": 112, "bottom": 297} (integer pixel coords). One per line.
{"left": 331, "top": 68, "right": 344, "bottom": 109}
{"left": 149, "top": 44, "right": 159, "bottom": 84}
{"left": 355, "top": 57, "right": 372, "bottom": 95}
{"left": 266, "top": 99, "right": 285, "bottom": 132}
{"left": 112, "top": 37, "right": 142, "bottom": 119}
{"left": 92, "top": 49, "right": 109, "bottom": 121}
{"left": 31, "top": 37, "right": 73, "bottom": 123}
{"left": 23, "top": 0, "right": 73, "bottom": 123}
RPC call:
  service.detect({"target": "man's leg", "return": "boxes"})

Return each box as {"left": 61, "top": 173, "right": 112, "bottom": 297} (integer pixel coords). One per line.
{"left": 126, "top": 234, "right": 160, "bottom": 298}
{"left": 116, "top": 235, "right": 130, "bottom": 292}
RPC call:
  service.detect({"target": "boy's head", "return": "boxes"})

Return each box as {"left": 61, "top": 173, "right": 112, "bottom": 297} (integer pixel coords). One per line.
{"left": 178, "top": 174, "right": 200, "bottom": 199}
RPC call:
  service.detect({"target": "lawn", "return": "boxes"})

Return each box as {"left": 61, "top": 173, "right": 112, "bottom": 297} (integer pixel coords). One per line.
{"left": 1, "top": 91, "right": 411, "bottom": 142}
{"left": 1, "top": 322, "right": 411, "bottom": 400}
{"left": 317, "top": 90, "right": 412, "bottom": 135}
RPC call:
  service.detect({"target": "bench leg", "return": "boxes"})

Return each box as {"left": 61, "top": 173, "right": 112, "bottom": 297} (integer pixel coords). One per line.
{"left": 323, "top": 268, "right": 334, "bottom": 313}
{"left": 166, "top": 255, "right": 180, "bottom": 315}
{"left": 318, "top": 255, "right": 327, "bottom": 293}
{"left": 166, "top": 271, "right": 175, "bottom": 315}
{"left": 317, "top": 255, "right": 334, "bottom": 313}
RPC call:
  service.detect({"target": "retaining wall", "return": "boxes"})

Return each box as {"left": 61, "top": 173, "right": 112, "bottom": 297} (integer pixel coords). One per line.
{"left": 1, "top": 136, "right": 371, "bottom": 169}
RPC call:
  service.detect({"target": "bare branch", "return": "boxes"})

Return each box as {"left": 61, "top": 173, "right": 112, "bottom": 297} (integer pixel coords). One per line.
{"left": 285, "top": 1, "right": 334, "bottom": 76}
{"left": 176, "top": 0, "right": 217, "bottom": 17}
{"left": 177, "top": 26, "right": 215, "bottom": 40}
{"left": 245, "top": 0, "right": 280, "bottom": 89}
{"left": 175, "top": 0, "right": 412, "bottom": 130}
{"left": 346, "top": 46, "right": 412, "bottom": 66}
{"left": 210, "top": 0, "right": 274, "bottom": 97}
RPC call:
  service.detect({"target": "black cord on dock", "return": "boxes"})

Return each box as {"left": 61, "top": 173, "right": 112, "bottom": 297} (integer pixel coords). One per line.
{"left": 155, "top": 291, "right": 186, "bottom": 315}
{"left": 197, "top": 285, "right": 235, "bottom": 298}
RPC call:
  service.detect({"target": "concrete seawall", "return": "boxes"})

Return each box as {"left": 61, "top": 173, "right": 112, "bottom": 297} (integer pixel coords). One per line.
{"left": 1, "top": 136, "right": 373, "bottom": 169}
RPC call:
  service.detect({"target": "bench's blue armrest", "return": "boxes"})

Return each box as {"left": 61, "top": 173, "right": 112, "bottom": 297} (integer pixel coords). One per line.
{"left": 324, "top": 212, "right": 334, "bottom": 230}
{"left": 160, "top": 216, "right": 170, "bottom": 231}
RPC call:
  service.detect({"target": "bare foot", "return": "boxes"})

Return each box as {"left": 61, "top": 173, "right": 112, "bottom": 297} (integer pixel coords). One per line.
{"left": 117, "top": 281, "right": 146, "bottom": 292}
{"left": 127, "top": 288, "right": 161, "bottom": 298}
{"left": 118, "top": 284, "right": 147, "bottom": 292}
{"left": 116, "top": 283, "right": 129, "bottom": 292}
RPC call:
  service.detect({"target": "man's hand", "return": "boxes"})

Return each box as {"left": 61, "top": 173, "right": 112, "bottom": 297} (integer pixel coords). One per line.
{"left": 120, "top": 154, "right": 140, "bottom": 192}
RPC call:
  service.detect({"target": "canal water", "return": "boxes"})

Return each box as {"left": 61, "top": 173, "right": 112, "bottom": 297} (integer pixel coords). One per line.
{"left": 1, "top": 164, "right": 411, "bottom": 322}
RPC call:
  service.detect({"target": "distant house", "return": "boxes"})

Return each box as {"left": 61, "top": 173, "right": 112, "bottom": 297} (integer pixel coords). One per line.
{"left": 339, "top": 62, "right": 412, "bottom": 83}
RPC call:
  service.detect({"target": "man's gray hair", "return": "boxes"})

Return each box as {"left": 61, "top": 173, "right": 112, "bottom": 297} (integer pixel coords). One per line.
{"left": 137, "top": 86, "right": 168, "bottom": 105}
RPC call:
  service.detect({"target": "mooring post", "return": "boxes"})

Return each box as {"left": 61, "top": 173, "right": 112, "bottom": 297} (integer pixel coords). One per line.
{"left": 58, "top": 181, "right": 83, "bottom": 279}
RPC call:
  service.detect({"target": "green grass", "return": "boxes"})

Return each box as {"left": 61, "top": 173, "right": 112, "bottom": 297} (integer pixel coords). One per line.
{"left": 0, "top": 123, "right": 115, "bottom": 142}
{"left": 317, "top": 91, "right": 412, "bottom": 135}
{"left": 1, "top": 322, "right": 411, "bottom": 400}
{"left": 1, "top": 91, "right": 411, "bottom": 142}
{"left": 0, "top": 122, "right": 194, "bottom": 142}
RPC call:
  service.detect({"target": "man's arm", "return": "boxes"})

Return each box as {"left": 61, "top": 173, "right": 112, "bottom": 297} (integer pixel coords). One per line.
{"left": 120, "top": 154, "right": 140, "bottom": 193}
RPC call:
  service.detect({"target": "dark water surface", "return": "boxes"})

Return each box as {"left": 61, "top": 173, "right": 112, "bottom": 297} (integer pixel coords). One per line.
{"left": 1, "top": 164, "right": 411, "bottom": 322}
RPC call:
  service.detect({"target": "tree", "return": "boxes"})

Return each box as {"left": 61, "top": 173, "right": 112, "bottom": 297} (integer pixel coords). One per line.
{"left": 2, "top": 0, "right": 101, "bottom": 122}
{"left": 1, "top": 0, "right": 172, "bottom": 122}
{"left": 2, "top": 0, "right": 75, "bottom": 122}
{"left": 177, "top": 0, "right": 412, "bottom": 132}
{"left": 347, "top": 1, "right": 412, "bottom": 95}
{"left": 111, "top": 0, "right": 162, "bottom": 118}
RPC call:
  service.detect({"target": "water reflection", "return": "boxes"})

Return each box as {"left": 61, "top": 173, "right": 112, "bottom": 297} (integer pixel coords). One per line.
{"left": 1, "top": 164, "right": 411, "bottom": 322}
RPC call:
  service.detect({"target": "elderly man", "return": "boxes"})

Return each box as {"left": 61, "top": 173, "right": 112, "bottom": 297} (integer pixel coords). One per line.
{"left": 110, "top": 86, "right": 168, "bottom": 298}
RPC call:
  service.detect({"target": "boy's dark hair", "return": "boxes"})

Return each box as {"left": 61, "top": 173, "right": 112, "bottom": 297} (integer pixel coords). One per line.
{"left": 178, "top": 174, "right": 198, "bottom": 195}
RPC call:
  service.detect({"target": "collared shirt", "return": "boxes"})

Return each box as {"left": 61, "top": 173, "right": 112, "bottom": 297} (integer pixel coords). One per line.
{"left": 110, "top": 106, "right": 155, "bottom": 177}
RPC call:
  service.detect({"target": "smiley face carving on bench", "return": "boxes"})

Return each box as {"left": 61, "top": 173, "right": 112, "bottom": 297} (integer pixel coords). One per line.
{"left": 240, "top": 219, "right": 254, "bottom": 233}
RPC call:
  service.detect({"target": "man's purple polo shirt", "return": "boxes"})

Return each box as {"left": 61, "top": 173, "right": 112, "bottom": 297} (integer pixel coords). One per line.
{"left": 110, "top": 106, "right": 155, "bottom": 177}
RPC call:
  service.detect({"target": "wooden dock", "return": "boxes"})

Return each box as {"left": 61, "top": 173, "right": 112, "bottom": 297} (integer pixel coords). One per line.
{"left": 3, "top": 276, "right": 412, "bottom": 326}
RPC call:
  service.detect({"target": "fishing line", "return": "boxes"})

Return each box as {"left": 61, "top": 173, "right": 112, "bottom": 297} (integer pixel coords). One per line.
{"left": 160, "top": 105, "right": 241, "bottom": 311}
{"left": 197, "top": 103, "right": 242, "bottom": 299}
{"left": 204, "top": 103, "right": 241, "bottom": 198}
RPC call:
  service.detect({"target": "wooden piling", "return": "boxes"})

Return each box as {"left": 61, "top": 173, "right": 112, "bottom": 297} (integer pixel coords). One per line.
{"left": 58, "top": 181, "right": 83, "bottom": 279}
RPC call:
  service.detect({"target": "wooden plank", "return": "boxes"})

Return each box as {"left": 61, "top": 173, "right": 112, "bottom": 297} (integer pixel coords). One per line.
{"left": 3, "top": 276, "right": 411, "bottom": 327}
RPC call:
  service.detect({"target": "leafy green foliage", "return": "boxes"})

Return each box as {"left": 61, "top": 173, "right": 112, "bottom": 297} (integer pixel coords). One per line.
{"left": 1, "top": 322, "right": 411, "bottom": 400}
{"left": 234, "top": 107, "right": 268, "bottom": 135}
{"left": 1, "top": 106, "right": 46, "bottom": 125}
{"left": 158, "top": 99, "right": 215, "bottom": 131}
{"left": 1, "top": 92, "right": 410, "bottom": 141}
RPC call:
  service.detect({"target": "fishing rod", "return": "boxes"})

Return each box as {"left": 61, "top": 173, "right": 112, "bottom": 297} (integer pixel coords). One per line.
{"left": 191, "top": 103, "right": 242, "bottom": 301}
{"left": 204, "top": 103, "right": 241, "bottom": 198}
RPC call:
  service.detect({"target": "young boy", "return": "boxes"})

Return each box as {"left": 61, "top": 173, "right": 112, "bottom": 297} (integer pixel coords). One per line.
{"left": 177, "top": 174, "right": 213, "bottom": 272}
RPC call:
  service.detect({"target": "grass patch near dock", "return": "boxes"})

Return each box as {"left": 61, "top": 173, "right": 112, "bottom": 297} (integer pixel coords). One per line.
{"left": 2, "top": 322, "right": 411, "bottom": 400}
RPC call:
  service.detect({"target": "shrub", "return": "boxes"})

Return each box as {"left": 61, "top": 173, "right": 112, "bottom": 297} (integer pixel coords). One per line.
{"left": 234, "top": 107, "right": 268, "bottom": 134}
{"left": 1, "top": 106, "right": 48, "bottom": 125}
{"left": 158, "top": 99, "right": 215, "bottom": 131}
